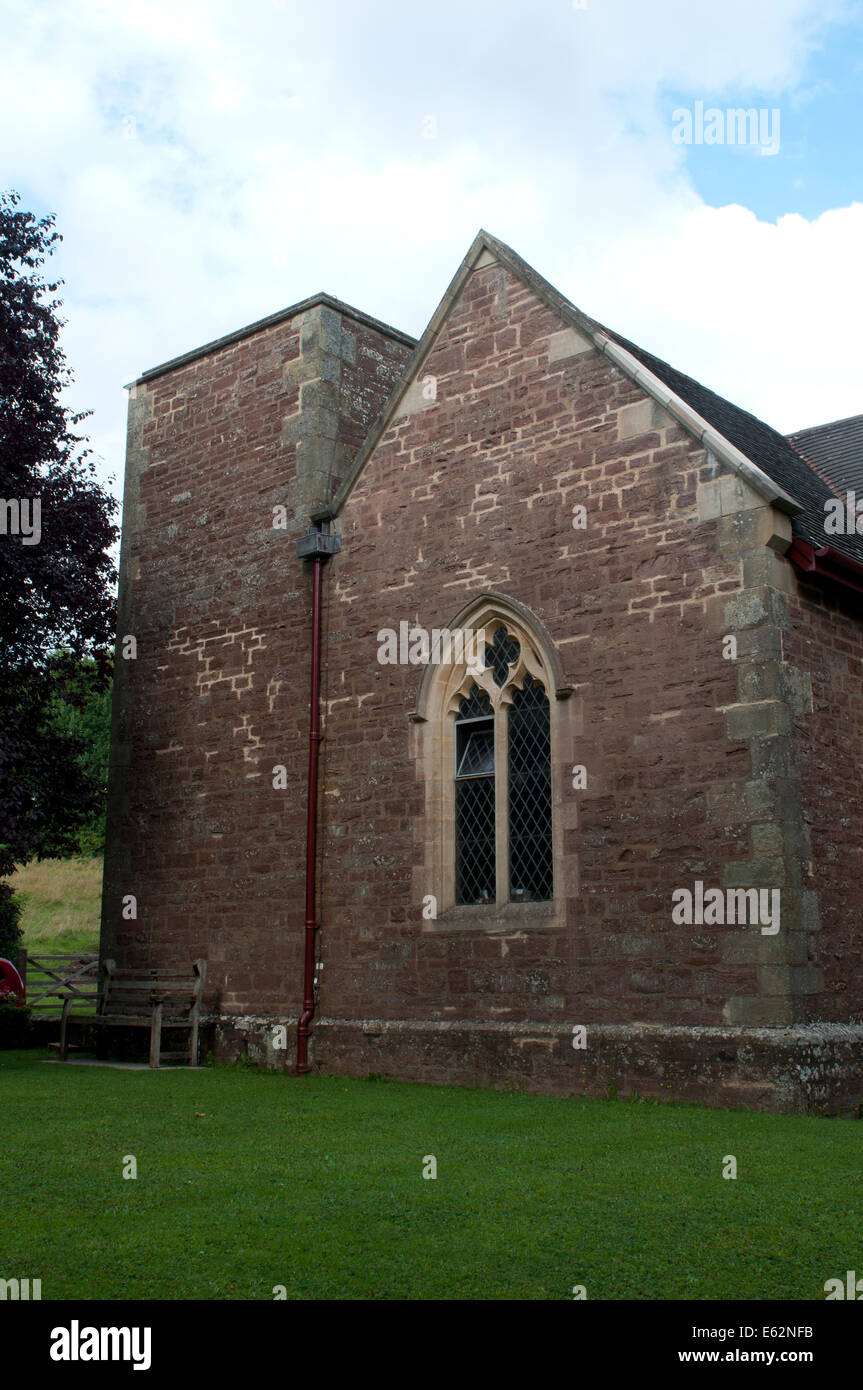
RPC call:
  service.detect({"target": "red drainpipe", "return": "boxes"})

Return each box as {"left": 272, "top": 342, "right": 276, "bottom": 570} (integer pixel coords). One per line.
{"left": 295, "top": 525, "right": 339, "bottom": 1076}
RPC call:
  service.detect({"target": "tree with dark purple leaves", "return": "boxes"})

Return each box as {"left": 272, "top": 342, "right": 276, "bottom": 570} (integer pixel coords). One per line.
{"left": 0, "top": 190, "right": 118, "bottom": 955}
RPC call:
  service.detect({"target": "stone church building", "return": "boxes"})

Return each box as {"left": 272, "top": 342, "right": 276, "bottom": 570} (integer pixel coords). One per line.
{"left": 103, "top": 230, "right": 863, "bottom": 1112}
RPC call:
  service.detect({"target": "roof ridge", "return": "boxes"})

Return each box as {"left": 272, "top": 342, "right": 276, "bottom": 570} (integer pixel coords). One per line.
{"left": 788, "top": 411, "right": 863, "bottom": 439}
{"left": 128, "top": 291, "right": 417, "bottom": 388}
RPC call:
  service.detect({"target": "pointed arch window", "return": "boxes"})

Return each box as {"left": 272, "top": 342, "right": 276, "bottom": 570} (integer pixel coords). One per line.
{"left": 412, "top": 596, "right": 569, "bottom": 924}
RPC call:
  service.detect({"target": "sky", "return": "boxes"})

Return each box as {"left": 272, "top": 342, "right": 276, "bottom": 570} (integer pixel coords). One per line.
{"left": 3, "top": 0, "right": 863, "bottom": 507}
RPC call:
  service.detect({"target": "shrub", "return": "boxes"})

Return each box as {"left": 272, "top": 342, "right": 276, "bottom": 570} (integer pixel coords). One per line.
{"left": 0, "top": 881, "right": 23, "bottom": 959}
{"left": 0, "top": 1002, "right": 32, "bottom": 1048}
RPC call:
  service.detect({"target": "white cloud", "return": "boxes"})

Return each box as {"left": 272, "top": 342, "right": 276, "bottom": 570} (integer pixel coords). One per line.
{"left": 568, "top": 201, "right": 863, "bottom": 432}
{"left": 1, "top": 0, "right": 860, "bottom": 496}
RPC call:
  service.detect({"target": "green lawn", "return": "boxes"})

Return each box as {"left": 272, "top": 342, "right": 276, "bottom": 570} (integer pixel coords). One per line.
{"left": 0, "top": 1051, "right": 858, "bottom": 1300}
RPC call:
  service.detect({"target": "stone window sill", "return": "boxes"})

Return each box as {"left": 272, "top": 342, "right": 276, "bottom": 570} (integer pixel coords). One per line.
{"left": 426, "top": 900, "right": 557, "bottom": 932}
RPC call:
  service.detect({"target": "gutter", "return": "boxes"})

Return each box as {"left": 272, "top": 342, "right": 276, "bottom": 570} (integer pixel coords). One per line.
{"left": 787, "top": 536, "right": 863, "bottom": 598}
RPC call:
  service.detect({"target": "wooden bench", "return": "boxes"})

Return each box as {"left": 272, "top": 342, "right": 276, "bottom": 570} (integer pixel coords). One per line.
{"left": 59, "top": 958, "right": 207, "bottom": 1068}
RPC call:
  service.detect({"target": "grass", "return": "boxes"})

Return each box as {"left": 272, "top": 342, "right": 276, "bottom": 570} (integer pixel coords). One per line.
{"left": 0, "top": 1051, "right": 859, "bottom": 1300}
{"left": 10, "top": 857, "right": 102, "bottom": 957}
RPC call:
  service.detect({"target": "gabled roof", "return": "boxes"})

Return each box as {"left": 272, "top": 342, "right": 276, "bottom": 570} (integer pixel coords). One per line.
{"left": 320, "top": 229, "right": 861, "bottom": 566}
{"left": 788, "top": 414, "right": 863, "bottom": 499}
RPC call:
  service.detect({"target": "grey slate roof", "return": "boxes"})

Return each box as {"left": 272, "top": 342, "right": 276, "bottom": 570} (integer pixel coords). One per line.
{"left": 788, "top": 414, "right": 863, "bottom": 501}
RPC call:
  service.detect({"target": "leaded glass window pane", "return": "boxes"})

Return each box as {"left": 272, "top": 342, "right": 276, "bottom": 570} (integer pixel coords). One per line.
{"left": 456, "top": 728, "right": 494, "bottom": 778}
{"left": 455, "top": 685, "right": 495, "bottom": 905}
{"left": 458, "top": 686, "right": 493, "bottom": 720}
{"left": 508, "top": 676, "right": 553, "bottom": 902}
{"left": 455, "top": 779, "right": 496, "bottom": 905}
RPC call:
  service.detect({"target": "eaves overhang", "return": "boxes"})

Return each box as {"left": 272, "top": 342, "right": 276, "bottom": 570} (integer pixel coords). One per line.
{"left": 788, "top": 536, "right": 863, "bottom": 599}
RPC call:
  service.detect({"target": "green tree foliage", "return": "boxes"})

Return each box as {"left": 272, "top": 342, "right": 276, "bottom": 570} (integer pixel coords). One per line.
{"left": 46, "top": 655, "right": 113, "bottom": 857}
{"left": 0, "top": 190, "right": 118, "bottom": 953}
{"left": 0, "top": 883, "right": 23, "bottom": 960}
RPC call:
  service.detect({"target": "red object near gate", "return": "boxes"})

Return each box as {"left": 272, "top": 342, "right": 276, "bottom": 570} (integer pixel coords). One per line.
{"left": 0, "top": 958, "right": 26, "bottom": 1005}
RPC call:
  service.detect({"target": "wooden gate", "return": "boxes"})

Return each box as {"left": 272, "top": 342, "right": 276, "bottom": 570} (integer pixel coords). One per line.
{"left": 20, "top": 952, "right": 100, "bottom": 1017}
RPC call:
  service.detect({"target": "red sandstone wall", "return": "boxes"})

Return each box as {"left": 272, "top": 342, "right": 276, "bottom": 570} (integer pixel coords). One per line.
{"left": 318, "top": 262, "right": 757, "bottom": 1030}
{"left": 102, "top": 251, "right": 863, "bottom": 1105}
{"left": 787, "top": 578, "right": 863, "bottom": 1021}
{"left": 102, "top": 308, "right": 413, "bottom": 1015}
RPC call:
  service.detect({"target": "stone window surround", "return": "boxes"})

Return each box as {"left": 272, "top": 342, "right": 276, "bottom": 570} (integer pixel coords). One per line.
{"left": 409, "top": 593, "right": 574, "bottom": 934}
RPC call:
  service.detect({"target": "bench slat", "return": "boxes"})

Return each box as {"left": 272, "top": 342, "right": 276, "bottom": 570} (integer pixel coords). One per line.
{"left": 105, "top": 982, "right": 200, "bottom": 993}
{"left": 98, "top": 1015, "right": 161, "bottom": 1027}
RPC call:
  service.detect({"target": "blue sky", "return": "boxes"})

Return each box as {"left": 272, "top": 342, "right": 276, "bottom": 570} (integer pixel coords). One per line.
{"left": 664, "top": 18, "right": 863, "bottom": 220}
{"left": 2, "top": 0, "right": 862, "bottom": 502}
